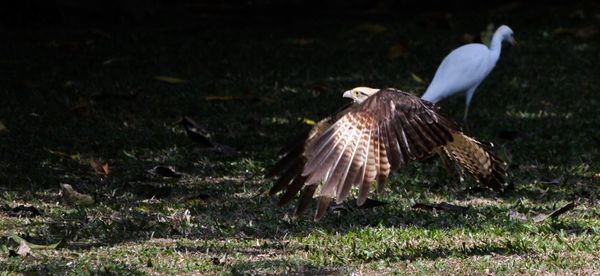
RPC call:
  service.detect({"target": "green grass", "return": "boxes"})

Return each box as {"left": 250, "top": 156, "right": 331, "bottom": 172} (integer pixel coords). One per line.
{"left": 1, "top": 2, "right": 600, "bottom": 274}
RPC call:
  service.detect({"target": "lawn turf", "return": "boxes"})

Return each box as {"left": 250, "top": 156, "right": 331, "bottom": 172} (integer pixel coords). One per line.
{"left": 1, "top": 2, "right": 599, "bottom": 274}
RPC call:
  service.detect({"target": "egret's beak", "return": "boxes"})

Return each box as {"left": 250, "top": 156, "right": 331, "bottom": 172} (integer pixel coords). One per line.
{"left": 511, "top": 37, "right": 519, "bottom": 48}
{"left": 342, "top": 90, "right": 353, "bottom": 99}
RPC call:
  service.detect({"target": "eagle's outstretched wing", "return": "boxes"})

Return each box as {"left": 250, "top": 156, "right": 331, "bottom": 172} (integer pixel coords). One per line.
{"left": 268, "top": 88, "right": 506, "bottom": 220}
{"left": 441, "top": 133, "right": 507, "bottom": 192}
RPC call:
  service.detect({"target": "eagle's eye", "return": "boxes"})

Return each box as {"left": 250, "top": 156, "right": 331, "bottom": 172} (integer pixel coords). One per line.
{"left": 353, "top": 90, "right": 360, "bottom": 97}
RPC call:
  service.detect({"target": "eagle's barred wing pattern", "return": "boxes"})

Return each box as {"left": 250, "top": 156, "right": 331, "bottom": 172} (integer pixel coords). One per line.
{"left": 267, "top": 88, "right": 508, "bottom": 220}
{"left": 300, "top": 89, "right": 458, "bottom": 219}
{"left": 442, "top": 132, "right": 507, "bottom": 192}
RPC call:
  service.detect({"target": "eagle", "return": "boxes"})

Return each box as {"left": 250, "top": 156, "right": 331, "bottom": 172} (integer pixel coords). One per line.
{"left": 267, "top": 87, "right": 507, "bottom": 220}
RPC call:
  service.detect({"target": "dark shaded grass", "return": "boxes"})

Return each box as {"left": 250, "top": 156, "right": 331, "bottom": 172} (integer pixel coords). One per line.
{"left": 1, "top": 1, "right": 599, "bottom": 274}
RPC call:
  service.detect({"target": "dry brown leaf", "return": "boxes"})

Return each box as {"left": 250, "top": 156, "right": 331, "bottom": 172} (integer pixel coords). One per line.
{"left": 60, "top": 183, "right": 95, "bottom": 206}
{"left": 154, "top": 75, "right": 187, "bottom": 84}
{"left": 388, "top": 43, "right": 409, "bottom": 59}
{"left": 90, "top": 159, "right": 109, "bottom": 175}
{"left": 354, "top": 23, "right": 387, "bottom": 33}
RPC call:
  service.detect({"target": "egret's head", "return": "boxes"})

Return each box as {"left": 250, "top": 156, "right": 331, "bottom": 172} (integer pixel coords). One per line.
{"left": 342, "top": 87, "right": 379, "bottom": 104}
{"left": 497, "top": 25, "right": 517, "bottom": 46}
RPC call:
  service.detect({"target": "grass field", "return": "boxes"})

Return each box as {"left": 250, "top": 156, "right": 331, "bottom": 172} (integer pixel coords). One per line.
{"left": 1, "top": 2, "right": 599, "bottom": 274}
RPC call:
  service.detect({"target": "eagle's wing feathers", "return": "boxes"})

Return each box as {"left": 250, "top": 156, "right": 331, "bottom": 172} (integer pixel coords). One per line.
{"left": 268, "top": 88, "right": 507, "bottom": 220}
{"left": 443, "top": 132, "right": 507, "bottom": 191}
{"left": 301, "top": 89, "right": 457, "bottom": 219}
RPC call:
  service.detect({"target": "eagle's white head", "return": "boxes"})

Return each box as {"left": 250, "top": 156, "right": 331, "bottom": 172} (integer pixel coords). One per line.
{"left": 342, "top": 87, "right": 379, "bottom": 104}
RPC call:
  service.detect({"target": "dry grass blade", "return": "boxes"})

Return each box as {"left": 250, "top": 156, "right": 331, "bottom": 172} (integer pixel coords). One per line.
{"left": 154, "top": 75, "right": 187, "bottom": 84}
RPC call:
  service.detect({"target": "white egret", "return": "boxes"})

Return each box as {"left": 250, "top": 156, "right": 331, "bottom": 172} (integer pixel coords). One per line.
{"left": 421, "top": 25, "right": 516, "bottom": 122}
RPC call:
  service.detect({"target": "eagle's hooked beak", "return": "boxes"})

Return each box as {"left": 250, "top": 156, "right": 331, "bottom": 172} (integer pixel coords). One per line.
{"left": 342, "top": 90, "right": 353, "bottom": 99}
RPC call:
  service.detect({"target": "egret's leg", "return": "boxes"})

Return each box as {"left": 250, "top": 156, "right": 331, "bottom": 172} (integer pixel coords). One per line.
{"left": 463, "top": 87, "right": 477, "bottom": 132}
{"left": 463, "top": 105, "right": 471, "bottom": 133}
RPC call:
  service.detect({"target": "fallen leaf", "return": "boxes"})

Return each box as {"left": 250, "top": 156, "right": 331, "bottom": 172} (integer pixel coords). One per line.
{"left": 16, "top": 241, "right": 31, "bottom": 257}
{"left": 354, "top": 23, "right": 387, "bottom": 33}
{"left": 533, "top": 202, "right": 577, "bottom": 223}
{"left": 300, "top": 117, "right": 316, "bottom": 126}
{"left": 412, "top": 202, "right": 469, "bottom": 212}
{"left": 10, "top": 234, "right": 63, "bottom": 251}
{"left": 508, "top": 209, "right": 528, "bottom": 222}
{"left": 154, "top": 75, "right": 187, "bottom": 84}
{"left": 0, "top": 120, "right": 7, "bottom": 133}
{"left": 90, "top": 159, "right": 110, "bottom": 175}
{"left": 357, "top": 198, "right": 388, "bottom": 209}
{"left": 410, "top": 72, "right": 424, "bottom": 84}
{"left": 149, "top": 166, "right": 183, "bottom": 178}
{"left": 60, "top": 184, "right": 95, "bottom": 206}
{"left": 45, "top": 148, "right": 80, "bottom": 160}
{"left": 388, "top": 43, "right": 409, "bottom": 59}
{"left": 180, "top": 116, "right": 214, "bottom": 147}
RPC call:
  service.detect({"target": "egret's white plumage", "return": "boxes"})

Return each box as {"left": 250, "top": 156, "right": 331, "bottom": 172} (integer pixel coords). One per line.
{"left": 421, "top": 25, "right": 516, "bottom": 121}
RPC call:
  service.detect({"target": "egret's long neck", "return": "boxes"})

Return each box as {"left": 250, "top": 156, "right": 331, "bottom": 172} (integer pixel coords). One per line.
{"left": 489, "top": 31, "right": 505, "bottom": 62}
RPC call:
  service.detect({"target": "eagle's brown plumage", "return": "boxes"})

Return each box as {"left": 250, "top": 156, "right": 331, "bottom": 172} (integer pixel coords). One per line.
{"left": 268, "top": 88, "right": 507, "bottom": 220}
